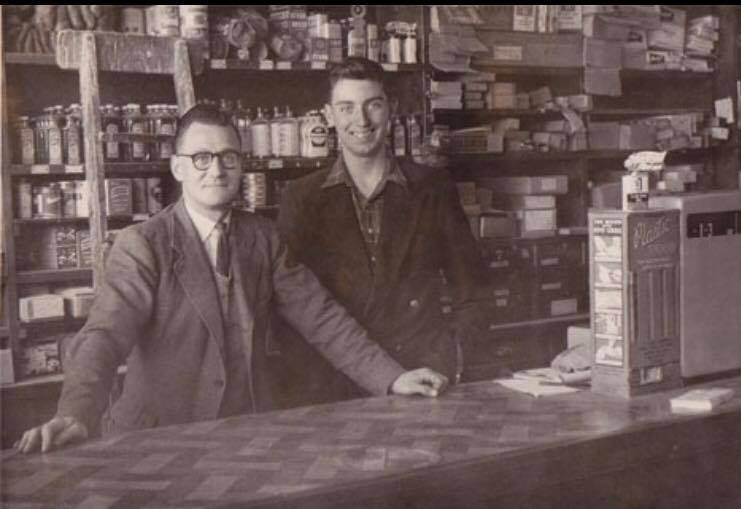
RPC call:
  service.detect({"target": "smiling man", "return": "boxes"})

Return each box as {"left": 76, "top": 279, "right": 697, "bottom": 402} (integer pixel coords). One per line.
{"left": 16, "top": 104, "right": 448, "bottom": 454}
{"left": 278, "top": 57, "right": 489, "bottom": 405}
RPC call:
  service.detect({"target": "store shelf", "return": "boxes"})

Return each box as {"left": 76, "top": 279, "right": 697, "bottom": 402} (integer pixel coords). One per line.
{"left": 620, "top": 69, "right": 714, "bottom": 80}
{"left": 19, "top": 317, "right": 88, "bottom": 340}
{"left": 1, "top": 365, "right": 126, "bottom": 391}
{"left": 446, "top": 147, "right": 716, "bottom": 164}
{"left": 5, "top": 52, "right": 57, "bottom": 66}
{"left": 16, "top": 269, "right": 92, "bottom": 285}
{"left": 10, "top": 164, "right": 83, "bottom": 176}
{"left": 488, "top": 313, "right": 589, "bottom": 332}
{"left": 10, "top": 162, "right": 170, "bottom": 177}
{"left": 469, "top": 65, "right": 582, "bottom": 77}
{"left": 15, "top": 215, "right": 150, "bottom": 226}
{"left": 210, "top": 59, "right": 424, "bottom": 73}
{"left": 433, "top": 109, "right": 564, "bottom": 120}
{"left": 588, "top": 107, "right": 711, "bottom": 117}
{"left": 243, "top": 157, "right": 333, "bottom": 172}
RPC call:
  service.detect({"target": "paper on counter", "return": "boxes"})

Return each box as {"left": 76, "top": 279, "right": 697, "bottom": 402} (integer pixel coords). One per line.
{"left": 495, "top": 378, "right": 582, "bottom": 398}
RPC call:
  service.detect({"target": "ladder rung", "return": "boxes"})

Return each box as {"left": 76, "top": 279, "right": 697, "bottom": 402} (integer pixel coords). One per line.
{"left": 99, "top": 132, "right": 175, "bottom": 144}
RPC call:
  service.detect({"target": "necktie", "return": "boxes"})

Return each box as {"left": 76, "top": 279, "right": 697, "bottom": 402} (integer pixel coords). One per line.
{"left": 214, "top": 220, "right": 230, "bottom": 277}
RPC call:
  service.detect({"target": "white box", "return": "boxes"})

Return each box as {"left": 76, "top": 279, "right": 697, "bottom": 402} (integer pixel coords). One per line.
{"left": 19, "top": 294, "right": 66, "bottom": 323}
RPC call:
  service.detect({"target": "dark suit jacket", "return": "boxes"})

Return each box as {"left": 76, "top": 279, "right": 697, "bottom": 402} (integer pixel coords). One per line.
{"left": 278, "top": 158, "right": 489, "bottom": 402}
{"left": 58, "top": 200, "right": 404, "bottom": 435}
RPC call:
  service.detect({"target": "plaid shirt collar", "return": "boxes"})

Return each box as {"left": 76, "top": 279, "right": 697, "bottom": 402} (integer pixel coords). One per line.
{"left": 322, "top": 151, "right": 408, "bottom": 199}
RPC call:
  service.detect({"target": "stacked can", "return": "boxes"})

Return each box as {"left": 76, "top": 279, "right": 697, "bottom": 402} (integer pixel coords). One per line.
{"left": 242, "top": 173, "right": 268, "bottom": 211}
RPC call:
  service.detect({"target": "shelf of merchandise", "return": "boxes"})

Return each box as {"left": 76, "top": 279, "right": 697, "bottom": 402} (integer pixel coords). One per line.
{"left": 16, "top": 269, "right": 92, "bottom": 285}
{"left": 10, "top": 162, "right": 171, "bottom": 177}
{"left": 19, "top": 317, "right": 88, "bottom": 341}
{"left": 4, "top": 52, "right": 56, "bottom": 66}
{"left": 210, "top": 59, "right": 424, "bottom": 73}
{"left": 488, "top": 313, "right": 590, "bottom": 332}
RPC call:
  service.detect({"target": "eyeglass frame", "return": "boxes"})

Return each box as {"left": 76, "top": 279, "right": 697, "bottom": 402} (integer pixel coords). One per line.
{"left": 174, "top": 150, "right": 243, "bottom": 171}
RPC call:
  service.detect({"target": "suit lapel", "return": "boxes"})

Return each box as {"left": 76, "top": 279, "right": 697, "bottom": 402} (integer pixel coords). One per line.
{"left": 379, "top": 182, "right": 419, "bottom": 281}
{"left": 172, "top": 201, "right": 225, "bottom": 353}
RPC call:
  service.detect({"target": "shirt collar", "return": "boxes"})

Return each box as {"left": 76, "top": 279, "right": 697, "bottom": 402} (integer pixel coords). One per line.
{"left": 322, "top": 151, "right": 408, "bottom": 195}
{"left": 183, "top": 200, "right": 231, "bottom": 243}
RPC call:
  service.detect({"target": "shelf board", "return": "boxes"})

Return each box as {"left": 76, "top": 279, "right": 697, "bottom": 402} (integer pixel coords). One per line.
{"left": 588, "top": 108, "right": 711, "bottom": 117}
{"left": 446, "top": 146, "right": 715, "bottom": 163}
{"left": 15, "top": 215, "right": 150, "bottom": 226}
{"left": 11, "top": 162, "right": 170, "bottom": 176}
{"left": 488, "top": 313, "right": 590, "bottom": 332}
{"left": 620, "top": 69, "right": 714, "bottom": 80}
{"left": 469, "top": 65, "right": 582, "bottom": 77}
{"left": 433, "top": 109, "right": 563, "bottom": 119}
{"left": 210, "top": 59, "right": 424, "bottom": 73}
{"left": 16, "top": 269, "right": 92, "bottom": 285}
{"left": 5, "top": 52, "right": 57, "bottom": 66}
{"left": 243, "top": 157, "right": 333, "bottom": 172}
{"left": 1, "top": 365, "right": 126, "bottom": 391}
{"left": 19, "top": 317, "right": 87, "bottom": 340}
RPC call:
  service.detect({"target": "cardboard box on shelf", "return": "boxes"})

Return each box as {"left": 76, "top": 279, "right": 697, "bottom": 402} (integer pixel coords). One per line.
{"left": 619, "top": 123, "right": 657, "bottom": 150}
{"left": 588, "top": 122, "right": 621, "bottom": 150}
{"left": 647, "top": 6, "right": 687, "bottom": 52}
{"left": 583, "top": 38, "right": 623, "bottom": 68}
{"left": 474, "top": 32, "right": 583, "bottom": 68}
{"left": 554, "top": 5, "right": 582, "bottom": 32}
{"left": 513, "top": 5, "right": 536, "bottom": 32}
{"left": 19, "top": 294, "right": 65, "bottom": 323}
{"left": 481, "top": 175, "right": 569, "bottom": 195}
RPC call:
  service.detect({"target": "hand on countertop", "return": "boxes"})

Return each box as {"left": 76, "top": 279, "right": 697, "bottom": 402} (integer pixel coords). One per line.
{"left": 390, "top": 368, "right": 449, "bottom": 398}
{"left": 15, "top": 415, "right": 89, "bottom": 454}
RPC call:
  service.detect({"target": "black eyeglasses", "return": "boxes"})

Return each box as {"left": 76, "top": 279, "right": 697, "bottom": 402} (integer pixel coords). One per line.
{"left": 175, "top": 150, "right": 242, "bottom": 171}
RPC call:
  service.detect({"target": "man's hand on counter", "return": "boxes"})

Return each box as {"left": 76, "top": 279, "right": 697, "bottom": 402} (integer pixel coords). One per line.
{"left": 390, "top": 368, "right": 449, "bottom": 397}
{"left": 15, "top": 415, "right": 89, "bottom": 454}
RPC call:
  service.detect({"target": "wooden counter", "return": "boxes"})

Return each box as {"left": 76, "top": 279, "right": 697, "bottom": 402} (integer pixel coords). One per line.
{"left": 3, "top": 375, "right": 741, "bottom": 509}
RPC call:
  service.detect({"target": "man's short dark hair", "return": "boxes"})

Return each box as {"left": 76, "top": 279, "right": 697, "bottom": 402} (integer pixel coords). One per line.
{"left": 174, "top": 103, "right": 240, "bottom": 151}
{"left": 328, "top": 57, "right": 387, "bottom": 100}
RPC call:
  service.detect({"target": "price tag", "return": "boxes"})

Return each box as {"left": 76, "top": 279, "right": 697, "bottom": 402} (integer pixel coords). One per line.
{"left": 259, "top": 60, "right": 275, "bottom": 70}
{"left": 210, "top": 59, "right": 227, "bottom": 69}
{"left": 65, "top": 164, "right": 84, "bottom": 174}
{"left": 267, "top": 159, "right": 284, "bottom": 169}
{"left": 381, "top": 63, "right": 399, "bottom": 72}
{"left": 310, "top": 61, "right": 328, "bottom": 70}
{"left": 31, "top": 164, "right": 50, "bottom": 175}
{"left": 276, "top": 61, "right": 292, "bottom": 70}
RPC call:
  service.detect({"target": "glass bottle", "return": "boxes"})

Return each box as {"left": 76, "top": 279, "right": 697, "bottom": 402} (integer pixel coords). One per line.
{"left": 64, "top": 104, "right": 83, "bottom": 165}
{"left": 102, "top": 104, "right": 122, "bottom": 162}
{"left": 250, "top": 107, "right": 272, "bottom": 159}
{"left": 280, "top": 106, "right": 300, "bottom": 157}
{"left": 270, "top": 106, "right": 282, "bottom": 158}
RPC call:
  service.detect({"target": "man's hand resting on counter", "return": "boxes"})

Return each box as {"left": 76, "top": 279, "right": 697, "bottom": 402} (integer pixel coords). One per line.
{"left": 15, "top": 415, "right": 89, "bottom": 454}
{"left": 390, "top": 368, "right": 449, "bottom": 397}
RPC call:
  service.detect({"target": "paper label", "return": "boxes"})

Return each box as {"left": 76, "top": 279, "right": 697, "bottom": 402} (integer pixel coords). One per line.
{"left": 492, "top": 45, "right": 523, "bottom": 61}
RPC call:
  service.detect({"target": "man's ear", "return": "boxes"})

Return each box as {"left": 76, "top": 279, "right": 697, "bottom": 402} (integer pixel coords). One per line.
{"left": 323, "top": 103, "right": 335, "bottom": 127}
{"left": 170, "top": 155, "right": 184, "bottom": 182}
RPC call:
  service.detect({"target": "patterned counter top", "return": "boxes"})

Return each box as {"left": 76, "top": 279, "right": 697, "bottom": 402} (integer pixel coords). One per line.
{"left": 3, "top": 376, "right": 741, "bottom": 509}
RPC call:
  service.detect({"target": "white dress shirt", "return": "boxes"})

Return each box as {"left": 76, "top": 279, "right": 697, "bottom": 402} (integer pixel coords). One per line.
{"left": 183, "top": 202, "right": 231, "bottom": 271}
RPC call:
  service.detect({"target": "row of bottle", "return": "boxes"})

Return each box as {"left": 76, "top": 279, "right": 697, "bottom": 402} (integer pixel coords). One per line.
{"left": 13, "top": 104, "right": 179, "bottom": 165}
{"left": 201, "top": 99, "right": 335, "bottom": 159}
{"left": 390, "top": 114, "right": 424, "bottom": 157}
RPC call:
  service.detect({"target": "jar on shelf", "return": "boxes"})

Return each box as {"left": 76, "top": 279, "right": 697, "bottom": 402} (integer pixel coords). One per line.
{"left": 34, "top": 109, "right": 51, "bottom": 164}
{"left": 122, "top": 103, "right": 150, "bottom": 162}
{"left": 102, "top": 104, "right": 123, "bottom": 162}
{"left": 15, "top": 116, "right": 36, "bottom": 165}
{"left": 48, "top": 106, "right": 65, "bottom": 165}
{"left": 64, "top": 104, "right": 83, "bottom": 165}
{"left": 148, "top": 104, "right": 176, "bottom": 160}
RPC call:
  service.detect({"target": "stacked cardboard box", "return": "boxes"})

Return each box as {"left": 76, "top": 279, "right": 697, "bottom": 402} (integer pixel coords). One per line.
{"left": 430, "top": 80, "right": 463, "bottom": 110}
{"left": 684, "top": 15, "right": 718, "bottom": 72}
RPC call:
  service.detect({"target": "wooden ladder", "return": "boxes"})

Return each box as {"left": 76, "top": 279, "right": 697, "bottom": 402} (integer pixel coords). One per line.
{"left": 55, "top": 30, "right": 205, "bottom": 288}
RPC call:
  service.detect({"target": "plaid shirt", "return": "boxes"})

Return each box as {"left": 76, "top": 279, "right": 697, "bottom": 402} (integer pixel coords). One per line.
{"left": 321, "top": 154, "right": 408, "bottom": 270}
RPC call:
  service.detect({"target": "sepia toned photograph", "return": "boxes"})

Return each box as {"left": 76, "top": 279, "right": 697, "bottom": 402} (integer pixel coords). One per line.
{"left": 1, "top": 5, "right": 741, "bottom": 508}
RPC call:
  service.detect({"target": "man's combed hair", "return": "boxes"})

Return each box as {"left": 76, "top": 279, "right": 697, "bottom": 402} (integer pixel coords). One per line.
{"left": 174, "top": 103, "right": 239, "bottom": 151}
{"left": 328, "top": 57, "right": 387, "bottom": 99}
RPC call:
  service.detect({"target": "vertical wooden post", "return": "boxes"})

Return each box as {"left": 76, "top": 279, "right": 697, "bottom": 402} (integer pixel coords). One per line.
{"left": 79, "top": 32, "right": 107, "bottom": 290}
{"left": 714, "top": 5, "right": 740, "bottom": 190}
{"left": 174, "top": 40, "right": 196, "bottom": 114}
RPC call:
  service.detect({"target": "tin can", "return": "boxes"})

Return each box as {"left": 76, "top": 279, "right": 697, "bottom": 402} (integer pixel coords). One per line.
{"left": 146, "top": 5, "right": 180, "bottom": 37}
{"left": 35, "top": 183, "right": 62, "bottom": 218}
{"left": 131, "top": 177, "right": 149, "bottom": 214}
{"left": 147, "top": 177, "right": 163, "bottom": 214}
{"left": 242, "top": 173, "right": 268, "bottom": 210}
{"left": 16, "top": 180, "right": 33, "bottom": 219}
{"left": 60, "top": 181, "right": 78, "bottom": 217}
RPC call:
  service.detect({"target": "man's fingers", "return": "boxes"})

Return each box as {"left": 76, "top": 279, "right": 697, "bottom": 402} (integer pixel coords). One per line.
{"left": 17, "top": 428, "right": 41, "bottom": 454}
{"left": 53, "top": 421, "right": 87, "bottom": 447}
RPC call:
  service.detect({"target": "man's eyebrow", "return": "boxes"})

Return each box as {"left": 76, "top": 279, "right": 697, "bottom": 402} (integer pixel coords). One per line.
{"left": 333, "top": 96, "right": 387, "bottom": 106}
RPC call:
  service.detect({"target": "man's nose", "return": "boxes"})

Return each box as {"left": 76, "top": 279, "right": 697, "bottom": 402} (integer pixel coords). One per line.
{"left": 206, "top": 155, "right": 226, "bottom": 176}
{"left": 354, "top": 106, "right": 370, "bottom": 125}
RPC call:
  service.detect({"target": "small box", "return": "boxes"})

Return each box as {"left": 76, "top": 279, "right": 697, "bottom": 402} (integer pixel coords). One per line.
{"left": 480, "top": 212, "right": 519, "bottom": 238}
{"left": 529, "top": 86, "right": 552, "bottom": 108}
{"left": 145, "top": 5, "right": 180, "bottom": 37}
{"left": 121, "top": 7, "right": 146, "bottom": 35}
{"left": 497, "top": 194, "right": 557, "bottom": 210}
{"left": 55, "top": 286, "right": 95, "bottom": 318}
{"left": 489, "top": 94, "right": 517, "bottom": 109}
{"left": 491, "top": 82, "right": 517, "bottom": 96}
{"left": 77, "top": 229, "right": 92, "bottom": 268}
{"left": 105, "top": 179, "right": 133, "bottom": 216}
{"left": 588, "top": 122, "right": 621, "bottom": 150}
{"left": 554, "top": 5, "right": 582, "bottom": 32}
{"left": 328, "top": 38, "right": 343, "bottom": 63}
{"left": 19, "top": 342, "right": 62, "bottom": 377}
{"left": 582, "top": 14, "right": 636, "bottom": 40}
{"left": 19, "top": 294, "right": 66, "bottom": 323}
{"left": 483, "top": 175, "right": 569, "bottom": 195}
{"left": 619, "top": 123, "right": 657, "bottom": 150}
{"left": 568, "top": 94, "right": 593, "bottom": 112}
{"left": 308, "top": 37, "right": 329, "bottom": 61}
{"left": 583, "top": 38, "right": 623, "bottom": 68}
{"left": 517, "top": 208, "right": 557, "bottom": 236}
{"left": 513, "top": 5, "right": 536, "bottom": 32}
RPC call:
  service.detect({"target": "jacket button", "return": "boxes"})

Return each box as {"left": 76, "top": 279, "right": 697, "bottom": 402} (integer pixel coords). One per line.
{"left": 214, "top": 379, "right": 225, "bottom": 388}
{"left": 409, "top": 299, "right": 420, "bottom": 308}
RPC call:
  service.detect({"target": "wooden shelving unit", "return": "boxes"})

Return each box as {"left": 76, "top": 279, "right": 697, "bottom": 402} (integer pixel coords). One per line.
{"left": 16, "top": 268, "right": 93, "bottom": 285}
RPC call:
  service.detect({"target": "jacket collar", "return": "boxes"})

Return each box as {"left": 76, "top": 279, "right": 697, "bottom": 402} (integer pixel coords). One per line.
{"left": 321, "top": 151, "right": 408, "bottom": 198}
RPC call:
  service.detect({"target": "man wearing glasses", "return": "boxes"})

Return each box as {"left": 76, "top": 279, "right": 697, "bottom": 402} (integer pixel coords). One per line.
{"left": 16, "top": 104, "right": 448, "bottom": 454}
